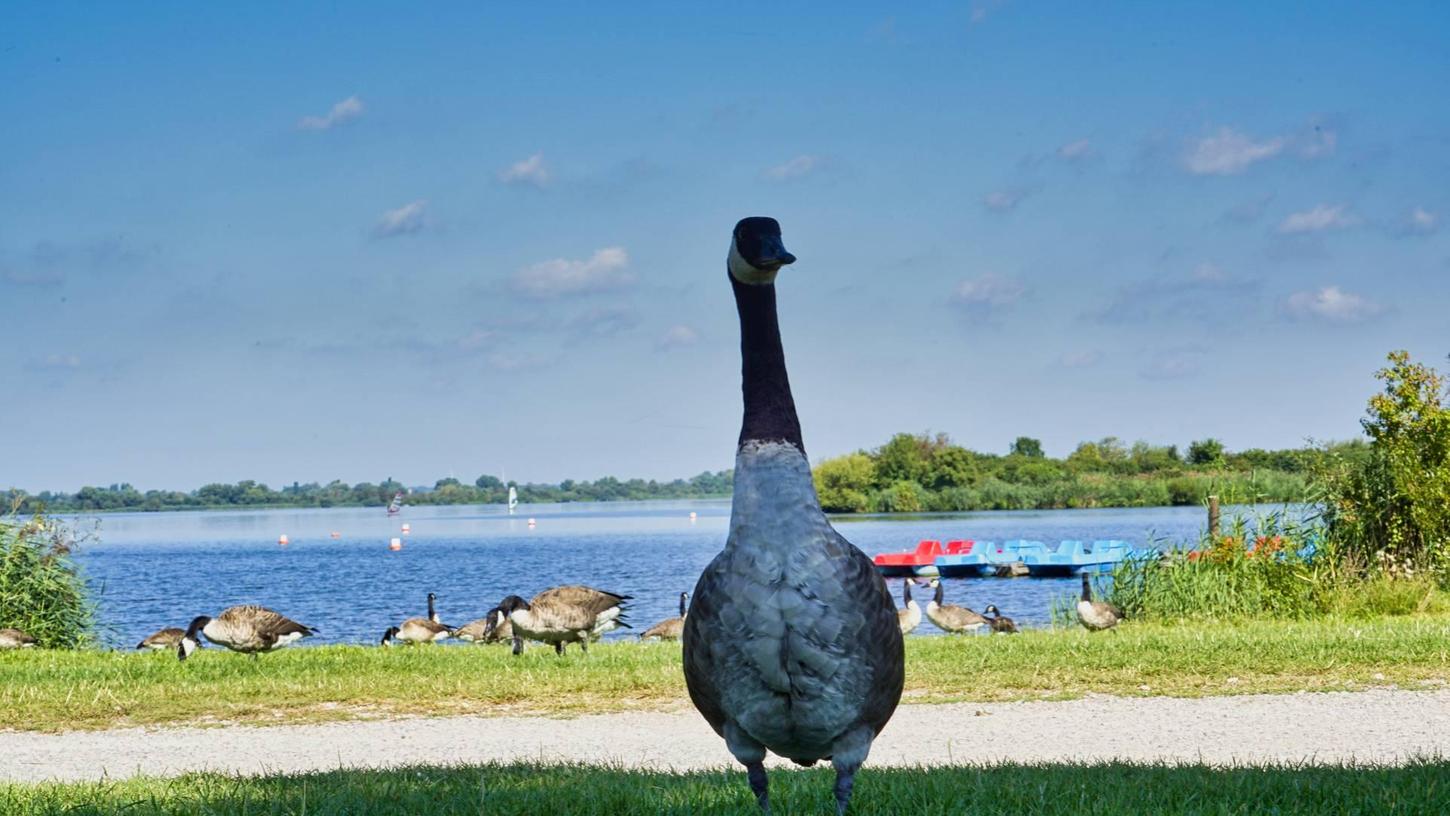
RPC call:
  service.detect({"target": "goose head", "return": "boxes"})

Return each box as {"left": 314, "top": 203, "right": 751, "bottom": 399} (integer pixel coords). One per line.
{"left": 728, "top": 216, "right": 796, "bottom": 285}
{"left": 678, "top": 591, "right": 690, "bottom": 617}
{"left": 177, "top": 615, "right": 210, "bottom": 661}
{"left": 381, "top": 626, "right": 400, "bottom": 646}
{"left": 983, "top": 604, "right": 1001, "bottom": 617}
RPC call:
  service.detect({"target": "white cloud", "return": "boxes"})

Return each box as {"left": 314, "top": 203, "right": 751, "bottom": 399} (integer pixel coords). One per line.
{"left": 372, "top": 200, "right": 427, "bottom": 238}
{"left": 1059, "top": 350, "right": 1102, "bottom": 368}
{"left": 500, "top": 152, "right": 551, "bottom": 187}
{"left": 764, "top": 155, "right": 821, "bottom": 181}
{"left": 1183, "top": 127, "right": 1284, "bottom": 175}
{"left": 1405, "top": 207, "right": 1440, "bottom": 236}
{"left": 1056, "top": 139, "right": 1094, "bottom": 161}
{"left": 511, "top": 247, "right": 633, "bottom": 299}
{"left": 657, "top": 324, "right": 700, "bottom": 350}
{"left": 951, "top": 274, "right": 1026, "bottom": 312}
{"left": 1282, "top": 286, "right": 1385, "bottom": 324}
{"left": 298, "top": 96, "right": 364, "bottom": 131}
{"left": 983, "top": 189, "right": 1029, "bottom": 212}
{"left": 1276, "top": 204, "right": 1357, "bottom": 235}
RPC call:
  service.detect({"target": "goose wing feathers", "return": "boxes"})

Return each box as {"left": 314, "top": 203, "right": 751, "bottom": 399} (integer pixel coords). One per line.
{"left": 683, "top": 527, "right": 903, "bottom": 750}
{"left": 531, "top": 585, "right": 630, "bottom": 629}
{"left": 640, "top": 616, "right": 685, "bottom": 641}
{"left": 211, "top": 605, "right": 315, "bottom": 649}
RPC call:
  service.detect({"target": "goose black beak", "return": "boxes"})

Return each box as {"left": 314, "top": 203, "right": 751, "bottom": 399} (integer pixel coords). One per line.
{"left": 751, "top": 237, "right": 796, "bottom": 270}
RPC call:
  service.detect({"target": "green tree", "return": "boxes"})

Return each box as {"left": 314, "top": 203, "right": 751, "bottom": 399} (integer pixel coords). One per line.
{"left": 1010, "top": 436, "right": 1045, "bottom": 458}
{"left": 1187, "top": 438, "right": 1226, "bottom": 467}
{"left": 813, "top": 453, "right": 875, "bottom": 513}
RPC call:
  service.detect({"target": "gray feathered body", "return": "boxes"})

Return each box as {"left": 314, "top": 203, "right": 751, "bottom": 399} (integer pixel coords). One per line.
{"left": 684, "top": 441, "right": 904, "bottom": 764}
{"left": 508, "top": 586, "right": 627, "bottom": 647}
{"left": 203, "top": 605, "right": 314, "bottom": 654}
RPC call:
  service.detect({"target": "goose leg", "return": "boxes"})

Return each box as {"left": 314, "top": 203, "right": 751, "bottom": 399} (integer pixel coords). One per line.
{"left": 724, "top": 721, "right": 769, "bottom": 813}
{"left": 579, "top": 636, "right": 588, "bottom": 654}
{"left": 554, "top": 641, "right": 565, "bottom": 656}
{"left": 511, "top": 635, "right": 524, "bottom": 655}
{"left": 830, "top": 725, "right": 875, "bottom": 816}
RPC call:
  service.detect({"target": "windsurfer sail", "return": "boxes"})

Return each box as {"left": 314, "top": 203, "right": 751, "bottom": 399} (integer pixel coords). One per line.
{"left": 507, "top": 485, "right": 518, "bottom": 514}
{"left": 386, "top": 490, "right": 405, "bottom": 516}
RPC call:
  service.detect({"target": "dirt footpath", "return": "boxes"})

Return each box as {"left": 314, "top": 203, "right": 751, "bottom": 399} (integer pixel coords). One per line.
{"left": 2, "top": 689, "right": 1446, "bottom": 784}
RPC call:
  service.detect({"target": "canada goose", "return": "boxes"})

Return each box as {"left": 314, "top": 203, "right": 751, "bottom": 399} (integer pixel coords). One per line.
{"left": 0, "top": 628, "right": 37, "bottom": 649}
{"left": 683, "top": 217, "right": 903, "bottom": 816}
{"left": 381, "top": 592, "right": 453, "bottom": 645}
{"left": 453, "top": 607, "right": 512, "bottom": 644}
{"left": 177, "top": 605, "right": 316, "bottom": 660}
{"left": 492, "top": 585, "right": 630, "bottom": 655}
{"left": 1077, "top": 573, "right": 1123, "bottom": 631}
{"left": 136, "top": 627, "right": 192, "bottom": 651}
{"left": 640, "top": 592, "right": 689, "bottom": 641}
{"left": 982, "top": 604, "right": 1018, "bottom": 634}
{"left": 925, "top": 578, "right": 987, "bottom": 634}
{"left": 897, "top": 581, "right": 922, "bottom": 635}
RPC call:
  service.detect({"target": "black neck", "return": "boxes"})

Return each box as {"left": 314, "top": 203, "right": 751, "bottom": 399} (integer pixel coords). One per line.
{"left": 933, "top": 581, "right": 944, "bottom": 606}
{"left": 427, "top": 596, "right": 436, "bottom": 619}
{"left": 731, "top": 274, "right": 804, "bottom": 453}
{"left": 1081, "top": 575, "right": 1092, "bottom": 602}
{"left": 679, "top": 594, "right": 688, "bottom": 617}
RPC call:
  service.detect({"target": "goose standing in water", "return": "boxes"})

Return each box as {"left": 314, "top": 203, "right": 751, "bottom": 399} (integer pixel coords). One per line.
{"left": 137, "top": 627, "right": 191, "bottom": 652}
{"left": 897, "top": 581, "right": 922, "bottom": 635}
{"left": 381, "top": 592, "right": 453, "bottom": 645}
{"left": 1077, "top": 573, "right": 1123, "bottom": 631}
{"left": 982, "top": 604, "right": 1018, "bottom": 634}
{"left": 0, "top": 628, "right": 36, "bottom": 649}
{"left": 491, "top": 585, "right": 630, "bottom": 655}
{"left": 177, "top": 606, "right": 316, "bottom": 660}
{"left": 453, "top": 607, "right": 512, "bottom": 644}
{"left": 683, "top": 217, "right": 903, "bottom": 815}
{"left": 640, "top": 592, "right": 689, "bottom": 641}
{"left": 925, "top": 578, "right": 987, "bottom": 634}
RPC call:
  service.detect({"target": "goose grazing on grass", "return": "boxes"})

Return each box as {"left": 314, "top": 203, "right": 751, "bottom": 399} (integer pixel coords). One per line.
{"left": 136, "top": 627, "right": 191, "bottom": 652}
{"left": 683, "top": 217, "right": 904, "bottom": 816}
{"left": 982, "top": 604, "right": 1018, "bottom": 634}
{"left": 897, "top": 581, "right": 922, "bottom": 635}
{"left": 925, "top": 578, "right": 987, "bottom": 634}
{"left": 453, "top": 607, "right": 512, "bottom": 644}
{"left": 1077, "top": 573, "right": 1123, "bottom": 632}
{"left": 382, "top": 592, "right": 453, "bottom": 645}
{"left": 492, "top": 585, "right": 630, "bottom": 655}
{"left": 177, "top": 606, "right": 316, "bottom": 660}
{"left": 0, "top": 628, "right": 37, "bottom": 649}
{"left": 640, "top": 592, "right": 689, "bottom": 642}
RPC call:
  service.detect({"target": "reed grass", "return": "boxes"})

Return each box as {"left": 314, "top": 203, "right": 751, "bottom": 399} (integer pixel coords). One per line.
{"left": 3, "top": 759, "right": 1445, "bottom": 815}
{"left": 0, "top": 513, "right": 95, "bottom": 649}
{"left": 2, "top": 615, "right": 1446, "bottom": 733}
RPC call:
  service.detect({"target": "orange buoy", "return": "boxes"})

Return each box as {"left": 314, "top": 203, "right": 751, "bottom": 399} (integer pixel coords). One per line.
{"left": 401, "top": 523, "right": 411, "bottom": 534}
{"left": 689, "top": 511, "right": 698, "bottom": 522}
{"left": 389, "top": 537, "right": 403, "bottom": 551}
{"left": 527, "top": 517, "right": 537, "bottom": 528}
{"left": 330, "top": 531, "right": 341, "bottom": 539}
{"left": 278, "top": 534, "right": 289, "bottom": 546}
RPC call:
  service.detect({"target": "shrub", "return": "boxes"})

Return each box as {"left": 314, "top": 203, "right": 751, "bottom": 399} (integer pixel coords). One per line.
{"left": 0, "top": 512, "right": 96, "bottom": 648}
{"left": 1315, "top": 351, "right": 1450, "bottom": 585}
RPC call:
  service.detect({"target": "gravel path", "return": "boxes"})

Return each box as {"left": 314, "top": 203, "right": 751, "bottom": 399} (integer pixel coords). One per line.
{"left": 2, "top": 690, "right": 1446, "bottom": 784}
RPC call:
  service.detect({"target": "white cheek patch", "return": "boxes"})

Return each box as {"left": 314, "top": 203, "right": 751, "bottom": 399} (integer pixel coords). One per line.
{"left": 728, "top": 240, "right": 778, "bottom": 286}
{"left": 180, "top": 638, "right": 198, "bottom": 658}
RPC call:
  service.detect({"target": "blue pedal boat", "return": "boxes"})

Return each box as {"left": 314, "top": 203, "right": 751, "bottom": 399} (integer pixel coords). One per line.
{"left": 1021, "top": 539, "right": 1132, "bottom": 576}
{"left": 933, "top": 539, "right": 991, "bottom": 577}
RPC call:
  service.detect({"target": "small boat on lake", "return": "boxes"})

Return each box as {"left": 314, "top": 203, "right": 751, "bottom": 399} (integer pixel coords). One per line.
{"left": 386, "top": 490, "right": 405, "bottom": 516}
{"left": 873, "top": 539, "right": 974, "bottom": 577}
{"left": 878, "top": 538, "right": 1140, "bottom": 578}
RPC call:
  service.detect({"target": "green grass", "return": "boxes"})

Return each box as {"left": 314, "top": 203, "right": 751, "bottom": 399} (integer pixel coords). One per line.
{"left": 3, "top": 615, "right": 1448, "bottom": 733}
{"left": 3, "top": 760, "right": 1446, "bottom": 815}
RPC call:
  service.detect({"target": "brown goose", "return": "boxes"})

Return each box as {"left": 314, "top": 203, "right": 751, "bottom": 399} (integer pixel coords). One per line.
{"left": 640, "top": 592, "right": 689, "bottom": 641}
{"left": 1077, "top": 573, "right": 1123, "bottom": 631}
{"left": 453, "top": 607, "right": 512, "bottom": 644}
{"left": 982, "top": 604, "right": 1018, "bottom": 634}
{"left": 136, "top": 627, "right": 191, "bottom": 652}
{"left": 177, "top": 605, "right": 316, "bottom": 660}
{"left": 492, "top": 585, "right": 630, "bottom": 655}
{"left": 683, "top": 217, "right": 903, "bottom": 815}
{"left": 925, "top": 578, "right": 987, "bottom": 634}
{"left": 381, "top": 592, "right": 452, "bottom": 646}
{"left": 897, "top": 580, "right": 922, "bottom": 635}
{"left": 0, "top": 628, "right": 37, "bottom": 649}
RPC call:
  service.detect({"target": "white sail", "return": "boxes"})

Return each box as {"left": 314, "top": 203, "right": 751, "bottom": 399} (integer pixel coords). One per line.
{"left": 508, "top": 485, "right": 518, "bottom": 513}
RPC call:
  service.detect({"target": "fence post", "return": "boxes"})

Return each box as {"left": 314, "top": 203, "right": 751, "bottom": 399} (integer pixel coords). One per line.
{"left": 1208, "top": 495, "right": 1221, "bottom": 539}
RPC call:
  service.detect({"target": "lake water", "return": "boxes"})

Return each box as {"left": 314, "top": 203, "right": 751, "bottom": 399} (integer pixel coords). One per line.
{"left": 70, "top": 501, "right": 1243, "bottom": 649}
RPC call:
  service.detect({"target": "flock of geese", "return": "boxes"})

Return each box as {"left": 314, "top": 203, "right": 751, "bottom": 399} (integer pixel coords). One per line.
{"left": 123, "top": 573, "right": 1120, "bottom": 662}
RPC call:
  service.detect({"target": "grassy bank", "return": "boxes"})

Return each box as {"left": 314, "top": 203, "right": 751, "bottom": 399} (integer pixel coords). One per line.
{"left": 4, "top": 759, "right": 1446, "bottom": 815}
{"left": 2, "top": 615, "right": 1447, "bottom": 733}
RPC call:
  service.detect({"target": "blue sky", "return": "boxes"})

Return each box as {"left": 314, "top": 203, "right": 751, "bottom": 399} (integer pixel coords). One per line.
{"left": 3, "top": 2, "right": 1448, "bottom": 491}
